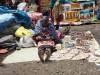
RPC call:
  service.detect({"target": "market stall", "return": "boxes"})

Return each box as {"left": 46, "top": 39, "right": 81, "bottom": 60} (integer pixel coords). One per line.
{"left": 52, "top": 0, "right": 96, "bottom": 25}
{"left": 59, "top": 3, "right": 82, "bottom": 25}
{"left": 2, "top": 31, "right": 100, "bottom": 64}
{"left": 79, "top": 0, "right": 95, "bottom": 24}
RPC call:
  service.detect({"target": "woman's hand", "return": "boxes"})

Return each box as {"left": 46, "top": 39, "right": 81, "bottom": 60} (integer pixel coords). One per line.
{"left": 36, "top": 36, "right": 42, "bottom": 40}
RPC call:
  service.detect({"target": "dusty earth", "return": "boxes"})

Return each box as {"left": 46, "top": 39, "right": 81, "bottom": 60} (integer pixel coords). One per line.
{"left": 0, "top": 24, "right": 100, "bottom": 75}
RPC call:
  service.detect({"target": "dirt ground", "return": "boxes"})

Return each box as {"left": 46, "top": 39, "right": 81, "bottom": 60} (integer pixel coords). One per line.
{"left": 0, "top": 24, "right": 100, "bottom": 75}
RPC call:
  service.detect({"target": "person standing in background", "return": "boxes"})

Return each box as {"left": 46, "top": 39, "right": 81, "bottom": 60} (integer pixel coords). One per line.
{"left": 17, "top": 0, "right": 29, "bottom": 11}
{"left": 94, "top": 3, "right": 100, "bottom": 20}
{"left": 35, "top": 0, "right": 41, "bottom": 12}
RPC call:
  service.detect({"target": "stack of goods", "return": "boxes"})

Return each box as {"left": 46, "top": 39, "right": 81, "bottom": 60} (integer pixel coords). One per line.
{"left": 0, "top": 35, "right": 19, "bottom": 54}
{"left": 69, "top": 31, "right": 94, "bottom": 53}
{"left": 51, "top": 31, "right": 98, "bottom": 61}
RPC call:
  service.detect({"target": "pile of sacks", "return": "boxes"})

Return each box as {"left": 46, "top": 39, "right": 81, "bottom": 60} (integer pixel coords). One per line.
{"left": 0, "top": 5, "right": 43, "bottom": 54}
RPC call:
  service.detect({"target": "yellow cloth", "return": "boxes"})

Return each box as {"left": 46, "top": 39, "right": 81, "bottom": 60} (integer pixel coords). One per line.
{"left": 15, "top": 26, "right": 32, "bottom": 37}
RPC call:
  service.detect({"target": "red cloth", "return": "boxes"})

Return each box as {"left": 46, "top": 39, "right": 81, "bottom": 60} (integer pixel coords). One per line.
{"left": 0, "top": 49, "right": 8, "bottom": 54}
{"left": 56, "top": 30, "right": 64, "bottom": 40}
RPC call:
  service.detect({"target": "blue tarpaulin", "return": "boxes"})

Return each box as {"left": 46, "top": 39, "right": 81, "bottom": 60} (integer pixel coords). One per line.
{"left": 0, "top": 6, "right": 16, "bottom": 14}
{"left": 0, "top": 6, "right": 32, "bottom": 32}
{"left": 0, "top": 13, "right": 15, "bottom": 32}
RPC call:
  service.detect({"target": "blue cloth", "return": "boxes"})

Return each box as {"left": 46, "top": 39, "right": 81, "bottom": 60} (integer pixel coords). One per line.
{"left": 33, "top": 20, "right": 57, "bottom": 39}
{"left": 0, "top": 13, "right": 15, "bottom": 31}
{"left": 80, "top": 9, "right": 90, "bottom": 16}
{"left": 0, "top": 6, "right": 16, "bottom": 14}
{"left": 13, "top": 10, "right": 32, "bottom": 28}
{"left": 0, "top": 6, "right": 32, "bottom": 31}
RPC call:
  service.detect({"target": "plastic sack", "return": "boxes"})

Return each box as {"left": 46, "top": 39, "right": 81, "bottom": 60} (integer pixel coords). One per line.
{"left": 19, "top": 36, "right": 36, "bottom": 48}
{"left": 17, "top": 2, "right": 28, "bottom": 11}
{"left": 15, "top": 26, "right": 32, "bottom": 37}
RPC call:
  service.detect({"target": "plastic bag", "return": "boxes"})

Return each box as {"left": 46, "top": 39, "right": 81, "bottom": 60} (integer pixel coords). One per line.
{"left": 15, "top": 26, "right": 32, "bottom": 37}
{"left": 19, "top": 36, "right": 36, "bottom": 48}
